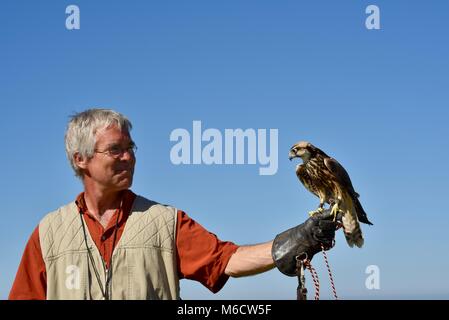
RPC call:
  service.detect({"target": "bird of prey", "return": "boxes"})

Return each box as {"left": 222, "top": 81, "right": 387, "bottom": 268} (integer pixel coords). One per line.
{"left": 289, "top": 141, "right": 372, "bottom": 248}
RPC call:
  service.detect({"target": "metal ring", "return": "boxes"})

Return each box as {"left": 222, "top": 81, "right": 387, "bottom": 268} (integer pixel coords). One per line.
{"left": 295, "top": 252, "right": 308, "bottom": 261}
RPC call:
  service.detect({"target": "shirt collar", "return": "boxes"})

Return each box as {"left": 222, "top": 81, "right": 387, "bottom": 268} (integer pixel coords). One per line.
{"left": 75, "top": 189, "right": 137, "bottom": 218}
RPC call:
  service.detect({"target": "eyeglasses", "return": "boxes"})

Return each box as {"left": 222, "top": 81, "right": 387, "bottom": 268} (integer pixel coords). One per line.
{"left": 94, "top": 144, "right": 137, "bottom": 159}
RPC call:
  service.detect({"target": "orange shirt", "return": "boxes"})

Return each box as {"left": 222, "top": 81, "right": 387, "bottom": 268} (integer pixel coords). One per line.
{"left": 9, "top": 190, "right": 239, "bottom": 299}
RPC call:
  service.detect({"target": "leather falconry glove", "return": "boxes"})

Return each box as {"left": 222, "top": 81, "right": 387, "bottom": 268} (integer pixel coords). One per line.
{"left": 272, "top": 209, "right": 337, "bottom": 276}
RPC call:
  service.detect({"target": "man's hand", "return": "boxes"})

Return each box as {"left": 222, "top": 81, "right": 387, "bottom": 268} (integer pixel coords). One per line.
{"left": 271, "top": 209, "right": 337, "bottom": 276}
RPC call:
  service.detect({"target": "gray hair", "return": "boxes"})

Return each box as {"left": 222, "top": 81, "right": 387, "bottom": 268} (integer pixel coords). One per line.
{"left": 65, "top": 108, "right": 132, "bottom": 178}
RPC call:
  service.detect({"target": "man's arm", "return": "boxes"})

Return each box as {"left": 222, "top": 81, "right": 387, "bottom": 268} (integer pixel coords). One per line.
{"left": 225, "top": 211, "right": 337, "bottom": 278}
{"left": 9, "top": 226, "right": 47, "bottom": 300}
{"left": 224, "top": 241, "right": 275, "bottom": 277}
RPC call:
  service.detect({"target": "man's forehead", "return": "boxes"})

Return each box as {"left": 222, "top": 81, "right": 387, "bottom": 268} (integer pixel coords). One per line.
{"left": 95, "top": 125, "right": 132, "bottom": 144}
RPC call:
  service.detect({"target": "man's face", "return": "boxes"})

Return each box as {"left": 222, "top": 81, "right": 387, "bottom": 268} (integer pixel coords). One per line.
{"left": 82, "top": 124, "right": 136, "bottom": 192}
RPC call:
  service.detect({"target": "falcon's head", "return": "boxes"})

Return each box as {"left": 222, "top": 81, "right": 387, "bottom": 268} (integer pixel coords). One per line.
{"left": 289, "top": 141, "right": 314, "bottom": 163}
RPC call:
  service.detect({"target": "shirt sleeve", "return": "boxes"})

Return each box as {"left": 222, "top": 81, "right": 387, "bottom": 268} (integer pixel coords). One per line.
{"left": 9, "top": 226, "right": 47, "bottom": 300}
{"left": 176, "top": 210, "right": 239, "bottom": 293}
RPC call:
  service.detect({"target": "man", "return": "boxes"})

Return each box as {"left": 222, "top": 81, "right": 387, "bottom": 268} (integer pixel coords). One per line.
{"left": 9, "top": 109, "right": 336, "bottom": 300}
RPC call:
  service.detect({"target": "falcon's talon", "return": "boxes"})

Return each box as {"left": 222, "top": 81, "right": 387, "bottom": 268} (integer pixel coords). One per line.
{"left": 330, "top": 204, "right": 341, "bottom": 222}
{"left": 308, "top": 207, "right": 324, "bottom": 217}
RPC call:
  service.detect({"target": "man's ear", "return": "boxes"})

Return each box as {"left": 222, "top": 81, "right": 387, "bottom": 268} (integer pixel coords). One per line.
{"left": 74, "top": 152, "right": 89, "bottom": 170}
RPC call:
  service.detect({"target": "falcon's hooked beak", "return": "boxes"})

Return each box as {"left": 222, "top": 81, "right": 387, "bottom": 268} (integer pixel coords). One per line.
{"left": 289, "top": 141, "right": 312, "bottom": 163}
{"left": 288, "top": 150, "right": 298, "bottom": 161}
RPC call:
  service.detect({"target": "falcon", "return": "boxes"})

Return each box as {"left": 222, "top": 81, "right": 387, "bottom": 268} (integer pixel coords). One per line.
{"left": 289, "top": 141, "right": 373, "bottom": 248}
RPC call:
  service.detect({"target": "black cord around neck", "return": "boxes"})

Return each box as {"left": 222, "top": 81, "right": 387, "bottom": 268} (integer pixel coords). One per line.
{"left": 78, "top": 199, "right": 122, "bottom": 300}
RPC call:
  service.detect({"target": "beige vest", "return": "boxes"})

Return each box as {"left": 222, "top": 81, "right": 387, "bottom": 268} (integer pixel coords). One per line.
{"left": 39, "top": 195, "right": 180, "bottom": 300}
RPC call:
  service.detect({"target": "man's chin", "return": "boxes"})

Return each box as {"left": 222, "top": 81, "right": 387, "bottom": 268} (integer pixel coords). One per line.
{"left": 112, "top": 182, "right": 132, "bottom": 193}
{"left": 114, "top": 173, "right": 133, "bottom": 189}
{"left": 120, "top": 177, "right": 133, "bottom": 188}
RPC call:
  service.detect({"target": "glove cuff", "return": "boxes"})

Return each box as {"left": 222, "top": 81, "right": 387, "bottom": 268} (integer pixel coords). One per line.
{"left": 272, "top": 226, "right": 310, "bottom": 277}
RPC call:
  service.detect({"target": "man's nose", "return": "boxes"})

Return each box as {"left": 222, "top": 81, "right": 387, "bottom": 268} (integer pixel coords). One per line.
{"left": 120, "top": 149, "right": 135, "bottom": 161}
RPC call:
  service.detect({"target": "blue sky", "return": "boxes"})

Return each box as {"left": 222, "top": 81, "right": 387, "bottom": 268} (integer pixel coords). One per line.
{"left": 1, "top": 0, "right": 448, "bottom": 299}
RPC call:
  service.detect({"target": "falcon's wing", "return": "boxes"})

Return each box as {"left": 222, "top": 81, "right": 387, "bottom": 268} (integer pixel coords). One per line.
{"left": 325, "top": 157, "right": 373, "bottom": 225}
{"left": 324, "top": 157, "right": 358, "bottom": 197}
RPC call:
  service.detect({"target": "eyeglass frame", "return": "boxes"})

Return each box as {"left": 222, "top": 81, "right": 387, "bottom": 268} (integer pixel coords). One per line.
{"left": 94, "top": 143, "right": 138, "bottom": 159}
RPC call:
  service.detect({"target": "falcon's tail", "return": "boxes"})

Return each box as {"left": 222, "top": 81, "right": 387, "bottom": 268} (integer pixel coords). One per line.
{"left": 340, "top": 194, "right": 364, "bottom": 248}
{"left": 342, "top": 213, "right": 364, "bottom": 248}
{"left": 353, "top": 196, "right": 373, "bottom": 225}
